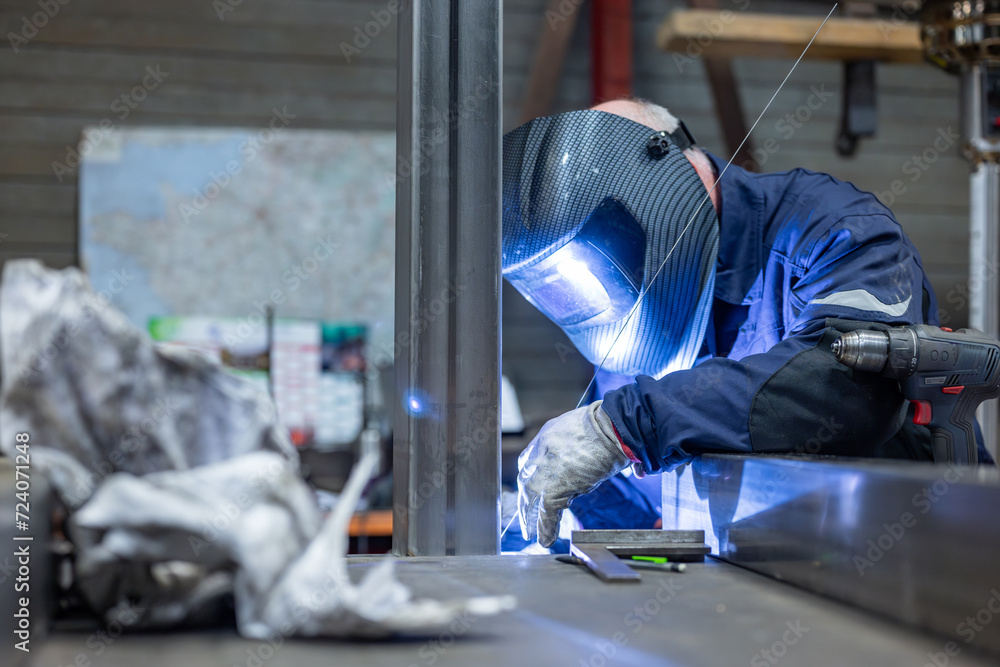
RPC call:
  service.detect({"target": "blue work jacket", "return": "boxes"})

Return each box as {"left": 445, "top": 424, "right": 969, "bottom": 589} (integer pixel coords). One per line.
{"left": 601, "top": 153, "right": 940, "bottom": 473}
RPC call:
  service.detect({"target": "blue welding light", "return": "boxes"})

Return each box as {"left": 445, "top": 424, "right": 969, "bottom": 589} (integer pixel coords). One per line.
{"left": 504, "top": 198, "right": 645, "bottom": 330}
{"left": 403, "top": 390, "right": 428, "bottom": 417}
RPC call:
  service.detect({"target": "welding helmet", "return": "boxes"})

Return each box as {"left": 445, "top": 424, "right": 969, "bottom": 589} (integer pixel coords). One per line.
{"left": 502, "top": 110, "right": 719, "bottom": 378}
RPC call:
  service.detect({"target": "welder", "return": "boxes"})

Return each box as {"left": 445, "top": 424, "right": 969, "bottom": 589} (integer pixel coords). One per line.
{"left": 503, "top": 99, "right": 991, "bottom": 548}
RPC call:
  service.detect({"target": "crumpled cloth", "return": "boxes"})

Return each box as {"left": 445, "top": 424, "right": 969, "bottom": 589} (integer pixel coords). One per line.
{"left": 0, "top": 260, "right": 515, "bottom": 638}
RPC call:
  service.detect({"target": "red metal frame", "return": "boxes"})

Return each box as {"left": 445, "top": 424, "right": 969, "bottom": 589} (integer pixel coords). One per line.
{"left": 590, "top": 0, "right": 633, "bottom": 104}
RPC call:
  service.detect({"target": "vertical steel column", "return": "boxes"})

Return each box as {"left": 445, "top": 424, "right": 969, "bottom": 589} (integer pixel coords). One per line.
{"left": 961, "top": 65, "right": 1000, "bottom": 460}
{"left": 921, "top": 2, "right": 1000, "bottom": 460}
{"left": 393, "top": 1, "right": 502, "bottom": 556}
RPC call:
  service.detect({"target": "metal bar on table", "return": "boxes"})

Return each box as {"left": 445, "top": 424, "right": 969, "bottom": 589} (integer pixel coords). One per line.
{"left": 662, "top": 454, "right": 1000, "bottom": 656}
{"left": 393, "top": 0, "right": 502, "bottom": 556}
{"left": 571, "top": 529, "right": 705, "bottom": 545}
{"left": 570, "top": 544, "right": 642, "bottom": 582}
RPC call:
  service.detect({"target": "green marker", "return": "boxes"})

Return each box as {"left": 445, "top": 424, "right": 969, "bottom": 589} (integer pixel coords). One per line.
{"left": 627, "top": 555, "right": 686, "bottom": 572}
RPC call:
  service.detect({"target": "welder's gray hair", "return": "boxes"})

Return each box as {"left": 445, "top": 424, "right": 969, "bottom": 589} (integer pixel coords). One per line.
{"left": 631, "top": 99, "right": 714, "bottom": 176}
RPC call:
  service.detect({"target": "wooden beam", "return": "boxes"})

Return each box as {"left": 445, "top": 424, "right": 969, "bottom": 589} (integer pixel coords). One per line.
{"left": 690, "top": 0, "right": 756, "bottom": 171}
{"left": 518, "top": 0, "right": 583, "bottom": 124}
{"left": 703, "top": 58, "right": 757, "bottom": 170}
{"left": 658, "top": 10, "right": 923, "bottom": 63}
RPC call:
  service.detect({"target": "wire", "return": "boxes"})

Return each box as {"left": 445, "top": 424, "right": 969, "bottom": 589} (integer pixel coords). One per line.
{"left": 500, "top": 512, "right": 518, "bottom": 542}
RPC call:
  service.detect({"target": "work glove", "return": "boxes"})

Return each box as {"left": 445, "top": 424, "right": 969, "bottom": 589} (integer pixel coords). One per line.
{"left": 517, "top": 400, "right": 633, "bottom": 547}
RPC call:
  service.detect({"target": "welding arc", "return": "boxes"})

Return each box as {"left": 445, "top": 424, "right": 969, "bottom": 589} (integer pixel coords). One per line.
{"left": 573, "top": 3, "right": 840, "bottom": 410}
{"left": 503, "top": 5, "right": 839, "bottom": 543}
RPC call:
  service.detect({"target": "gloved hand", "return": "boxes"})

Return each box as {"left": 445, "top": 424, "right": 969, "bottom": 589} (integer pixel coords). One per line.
{"left": 517, "top": 400, "right": 633, "bottom": 547}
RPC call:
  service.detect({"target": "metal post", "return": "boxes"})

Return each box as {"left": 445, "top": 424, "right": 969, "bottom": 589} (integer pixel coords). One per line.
{"left": 393, "top": 1, "right": 502, "bottom": 555}
{"left": 962, "top": 65, "right": 1000, "bottom": 460}
{"left": 922, "top": 3, "right": 1000, "bottom": 459}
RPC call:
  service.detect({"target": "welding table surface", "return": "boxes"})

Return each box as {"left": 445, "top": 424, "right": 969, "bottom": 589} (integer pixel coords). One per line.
{"left": 34, "top": 555, "right": 994, "bottom": 667}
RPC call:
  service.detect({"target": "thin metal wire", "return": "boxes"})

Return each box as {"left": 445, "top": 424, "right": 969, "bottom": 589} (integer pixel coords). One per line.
{"left": 502, "top": 4, "right": 840, "bottom": 542}
{"left": 500, "top": 512, "right": 518, "bottom": 542}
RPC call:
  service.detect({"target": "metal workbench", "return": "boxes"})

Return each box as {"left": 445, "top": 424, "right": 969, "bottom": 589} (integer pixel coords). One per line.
{"left": 32, "top": 554, "right": 997, "bottom": 667}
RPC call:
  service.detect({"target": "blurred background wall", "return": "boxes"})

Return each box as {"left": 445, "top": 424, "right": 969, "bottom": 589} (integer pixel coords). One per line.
{"left": 0, "top": 0, "right": 967, "bottom": 422}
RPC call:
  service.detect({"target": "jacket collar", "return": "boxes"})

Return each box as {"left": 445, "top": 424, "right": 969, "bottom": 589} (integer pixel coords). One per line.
{"left": 706, "top": 152, "right": 765, "bottom": 305}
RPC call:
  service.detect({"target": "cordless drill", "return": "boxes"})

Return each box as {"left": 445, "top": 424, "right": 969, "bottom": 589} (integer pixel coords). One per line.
{"left": 831, "top": 324, "right": 1000, "bottom": 465}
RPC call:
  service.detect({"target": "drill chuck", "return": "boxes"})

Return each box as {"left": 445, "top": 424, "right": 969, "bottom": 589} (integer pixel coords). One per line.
{"left": 831, "top": 330, "right": 891, "bottom": 374}
{"left": 832, "top": 323, "right": 1000, "bottom": 465}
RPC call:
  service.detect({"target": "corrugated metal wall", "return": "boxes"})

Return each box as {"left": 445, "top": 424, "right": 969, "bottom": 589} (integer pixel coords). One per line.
{"left": 0, "top": 0, "right": 972, "bottom": 422}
